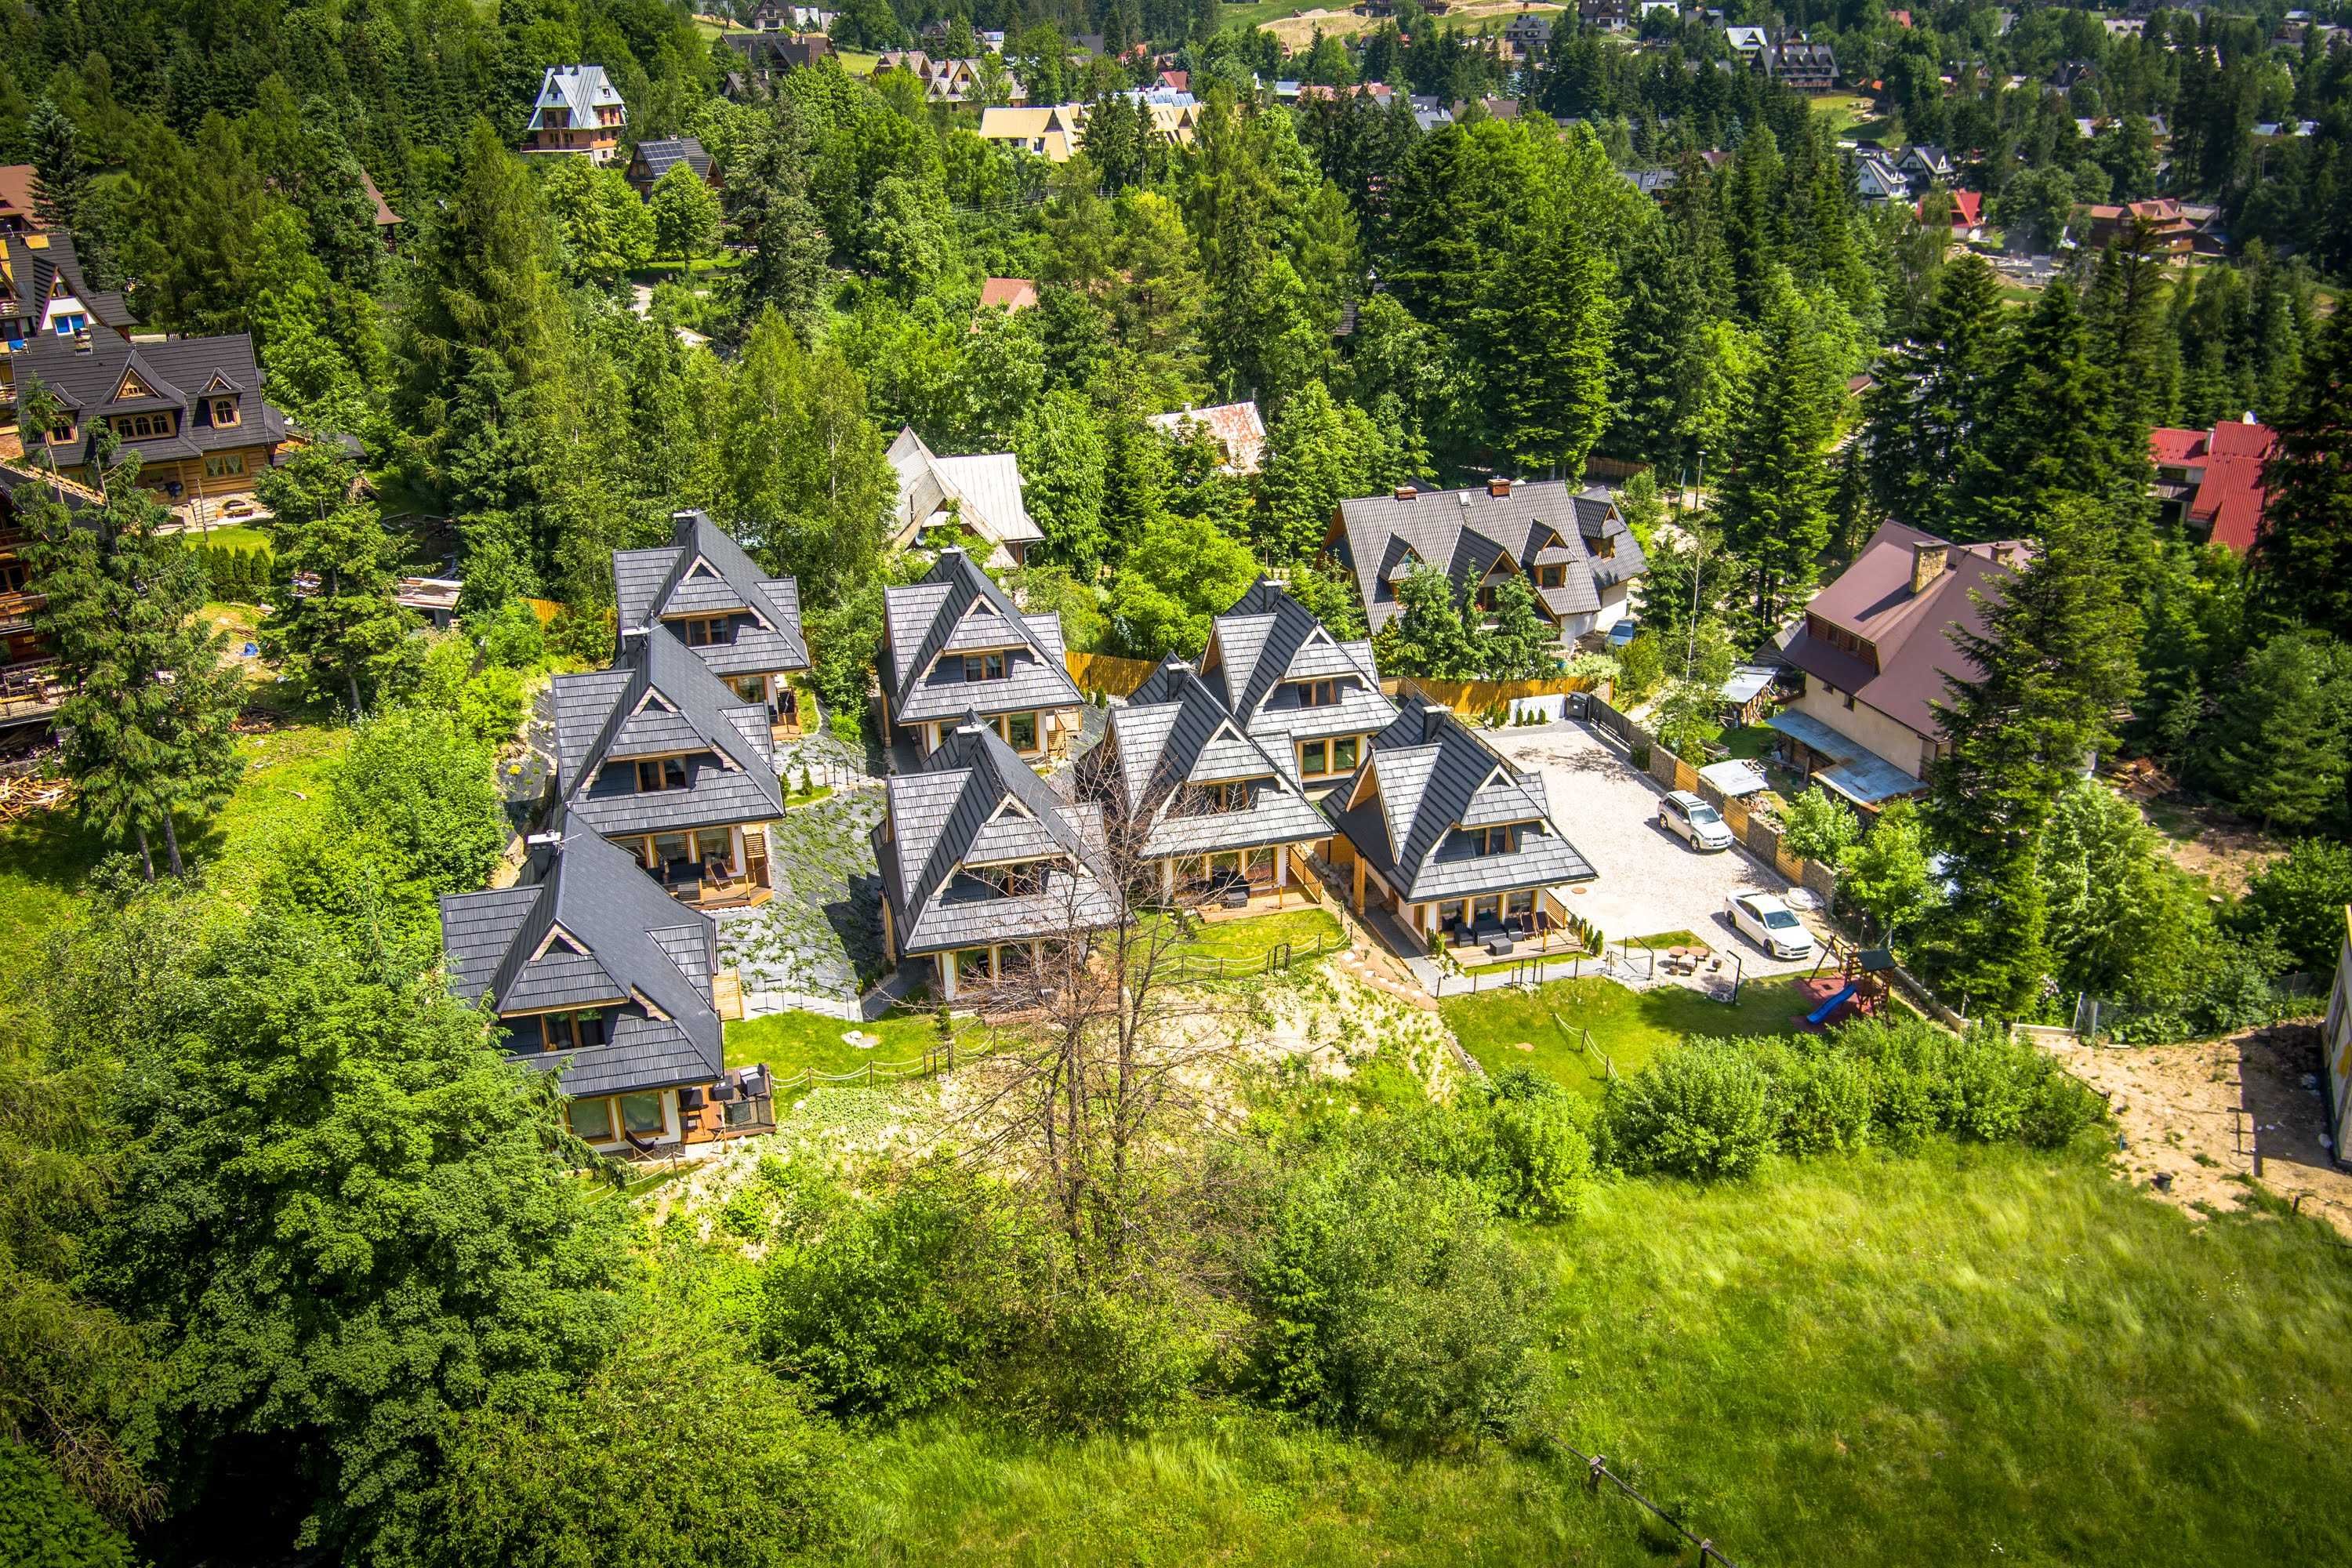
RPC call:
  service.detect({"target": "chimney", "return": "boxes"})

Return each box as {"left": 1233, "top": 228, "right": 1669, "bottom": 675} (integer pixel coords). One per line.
{"left": 1488, "top": 477, "right": 1512, "bottom": 498}
{"left": 1909, "top": 539, "right": 1947, "bottom": 596}
{"left": 1392, "top": 485, "right": 1417, "bottom": 501}
{"left": 525, "top": 829, "right": 562, "bottom": 847}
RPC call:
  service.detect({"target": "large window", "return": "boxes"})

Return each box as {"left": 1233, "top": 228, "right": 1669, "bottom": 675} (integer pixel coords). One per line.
{"left": 204, "top": 452, "right": 246, "bottom": 479}
{"left": 1536, "top": 564, "right": 1565, "bottom": 588}
{"left": 636, "top": 757, "right": 688, "bottom": 793}
{"left": 1293, "top": 679, "right": 1338, "bottom": 707}
{"left": 619, "top": 1093, "right": 665, "bottom": 1137}
{"left": 964, "top": 652, "right": 1007, "bottom": 682}
{"left": 1475, "top": 825, "right": 1519, "bottom": 855}
{"left": 1006, "top": 711, "right": 1038, "bottom": 751}
{"left": 684, "top": 616, "right": 734, "bottom": 647}
{"left": 733, "top": 676, "right": 768, "bottom": 704}
{"left": 695, "top": 828, "right": 734, "bottom": 867}
{"left": 1331, "top": 736, "right": 1359, "bottom": 772}
{"left": 539, "top": 1010, "right": 609, "bottom": 1051}
{"left": 975, "top": 859, "right": 1051, "bottom": 896}
{"left": 568, "top": 1097, "right": 614, "bottom": 1141}
{"left": 1300, "top": 739, "right": 1329, "bottom": 776}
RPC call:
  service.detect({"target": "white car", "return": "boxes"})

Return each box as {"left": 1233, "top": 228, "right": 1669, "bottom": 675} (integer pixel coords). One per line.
{"left": 1659, "top": 789, "right": 1734, "bottom": 851}
{"left": 1727, "top": 891, "right": 1814, "bottom": 960}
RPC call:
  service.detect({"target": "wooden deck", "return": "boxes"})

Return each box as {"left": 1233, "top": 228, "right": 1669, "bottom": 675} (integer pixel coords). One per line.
{"left": 712, "top": 967, "right": 745, "bottom": 1021}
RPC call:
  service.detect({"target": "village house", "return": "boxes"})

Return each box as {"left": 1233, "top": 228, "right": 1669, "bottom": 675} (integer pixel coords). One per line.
{"left": 1322, "top": 701, "right": 1597, "bottom": 956}
{"left": 1769, "top": 521, "right": 2027, "bottom": 810}
{"left": 977, "top": 277, "right": 1039, "bottom": 316}
{"left": 548, "top": 632, "right": 787, "bottom": 908}
{"left": 0, "top": 166, "right": 42, "bottom": 236}
{"left": 523, "top": 66, "right": 627, "bottom": 162}
{"left": 977, "top": 103, "right": 1086, "bottom": 160}
{"left": 2150, "top": 416, "right": 2277, "bottom": 550}
{"left": 1189, "top": 578, "right": 1397, "bottom": 793}
{"left": 2, "top": 231, "right": 134, "bottom": 358}
{"left": 612, "top": 508, "right": 809, "bottom": 732}
{"left": 721, "top": 29, "right": 834, "bottom": 95}
{"left": 888, "top": 426, "right": 1042, "bottom": 568}
{"left": 1505, "top": 13, "right": 1556, "bottom": 51}
{"left": 437, "top": 827, "right": 774, "bottom": 1155}
{"left": 13, "top": 328, "right": 290, "bottom": 511}
{"left": 623, "top": 136, "right": 719, "bottom": 197}
{"left": 1766, "top": 37, "right": 1838, "bottom": 87}
{"left": 1146, "top": 400, "right": 1267, "bottom": 475}
{"left": 879, "top": 548, "right": 1083, "bottom": 767}
{"left": 1327, "top": 477, "right": 1648, "bottom": 652}
{"left": 873, "top": 716, "right": 1119, "bottom": 1000}
{"left": 2079, "top": 198, "right": 2196, "bottom": 257}
{"left": 1079, "top": 656, "right": 1337, "bottom": 911}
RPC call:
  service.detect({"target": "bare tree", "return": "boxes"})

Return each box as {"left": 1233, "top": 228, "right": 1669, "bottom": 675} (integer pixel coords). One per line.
{"left": 953, "top": 799, "right": 1262, "bottom": 1286}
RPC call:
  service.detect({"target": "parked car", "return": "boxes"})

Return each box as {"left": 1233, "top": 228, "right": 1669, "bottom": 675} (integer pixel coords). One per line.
{"left": 1659, "top": 789, "right": 1734, "bottom": 851}
{"left": 1727, "top": 891, "right": 1813, "bottom": 960}
{"left": 1606, "top": 617, "right": 1640, "bottom": 650}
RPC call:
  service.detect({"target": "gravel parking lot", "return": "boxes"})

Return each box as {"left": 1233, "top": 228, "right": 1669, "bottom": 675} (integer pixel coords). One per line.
{"left": 1489, "top": 720, "right": 1822, "bottom": 975}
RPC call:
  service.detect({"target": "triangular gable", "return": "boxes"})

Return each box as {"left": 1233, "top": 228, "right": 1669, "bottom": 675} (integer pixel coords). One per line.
{"left": 113, "top": 368, "right": 160, "bottom": 402}
{"left": 199, "top": 371, "right": 241, "bottom": 394}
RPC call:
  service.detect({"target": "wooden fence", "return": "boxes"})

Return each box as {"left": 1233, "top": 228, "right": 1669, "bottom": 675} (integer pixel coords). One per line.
{"left": 1386, "top": 673, "right": 1609, "bottom": 711}
{"left": 1066, "top": 649, "right": 1157, "bottom": 698}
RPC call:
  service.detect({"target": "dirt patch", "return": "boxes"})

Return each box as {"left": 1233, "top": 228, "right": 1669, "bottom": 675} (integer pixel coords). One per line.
{"left": 2127, "top": 785, "right": 2288, "bottom": 896}
{"left": 1261, "top": 0, "right": 1559, "bottom": 48}
{"left": 2042, "top": 1025, "right": 2352, "bottom": 1240}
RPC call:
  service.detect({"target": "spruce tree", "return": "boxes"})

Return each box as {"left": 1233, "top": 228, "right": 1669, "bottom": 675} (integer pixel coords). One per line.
{"left": 1612, "top": 225, "right": 1716, "bottom": 474}
{"left": 2247, "top": 309, "right": 2352, "bottom": 641}
{"left": 1922, "top": 496, "right": 2143, "bottom": 1015}
{"left": 1469, "top": 216, "right": 1615, "bottom": 479}
{"left": 1714, "top": 274, "right": 1838, "bottom": 632}
{"left": 255, "top": 445, "right": 418, "bottom": 713}
{"left": 27, "top": 454, "right": 241, "bottom": 880}
{"left": 1862, "top": 254, "right": 2005, "bottom": 536}
{"left": 726, "top": 95, "right": 829, "bottom": 334}
{"left": 2198, "top": 630, "right": 2352, "bottom": 831}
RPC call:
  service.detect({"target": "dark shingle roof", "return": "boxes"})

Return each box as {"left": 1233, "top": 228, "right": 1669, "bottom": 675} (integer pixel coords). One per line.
{"left": 612, "top": 509, "right": 808, "bottom": 680}
{"left": 1092, "top": 660, "right": 1334, "bottom": 858}
{"left": 1330, "top": 481, "right": 1646, "bottom": 639}
{"left": 437, "top": 829, "right": 724, "bottom": 1098}
{"left": 882, "top": 549, "right": 1079, "bottom": 728}
{"left": 14, "top": 329, "right": 286, "bottom": 470}
{"left": 2, "top": 233, "right": 135, "bottom": 336}
{"left": 550, "top": 631, "right": 786, "bottom": 840}
{"left": 1322, "top": 703, "right": 1595, "bottom": 902}
{"left": 1193, "top": 577, "right": 1395, "bottom": 751}
{"left": 877, "top": 717, "right": 1118, "bottom": 956}
{"left": 629, "top": 137, "right": 714, "bottom": 185}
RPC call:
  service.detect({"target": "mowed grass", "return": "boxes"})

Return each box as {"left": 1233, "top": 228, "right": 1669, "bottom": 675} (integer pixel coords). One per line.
{"left": 831, "top": 1145, "right": 2352, "bottom": 1565}
{"left": 724, "top": 1007, "right": 950, "bottom": 1078}
{"left": 1174, "top": 906, "right": 1343, "bottom": 967}
{"left": 0, "top": 723, "right": 347, "bottom": 968}
{"left": 1442, "top": 974, "right": 1813, "bottom": 1093}
{"left": 181, "top": 524, "right": 272, "bottom": 554}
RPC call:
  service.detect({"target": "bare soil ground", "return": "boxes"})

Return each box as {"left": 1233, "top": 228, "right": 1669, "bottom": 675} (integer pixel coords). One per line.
{"left": 1261, "top": 0, "right": 1558, "bottom": 48}
{"left": 2122, "top": 780, "right": 2289, "bottom": 895}
{"left": 2041, "top": 1024, "right": 2352, "bottom": 1240}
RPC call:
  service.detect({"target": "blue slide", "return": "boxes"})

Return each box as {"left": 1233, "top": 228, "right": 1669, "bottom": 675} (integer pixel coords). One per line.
{"left": 1806, "top": 983, "right": 1858, "bottom": 1027}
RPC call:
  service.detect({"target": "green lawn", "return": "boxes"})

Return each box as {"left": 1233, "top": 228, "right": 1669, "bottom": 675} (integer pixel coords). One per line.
{"left": 1441, "top": 975, "right": 1814, "bottom": 1094}
{"left": 0, "top": 724, "right": 347, "bottom": 970}
{"left": 724, "top": 1007, "right": 953, "bottom": 1080}
{"left": 180, "top": 523, "right": 272, "bottom": 554}
{"left": 837, "top": 1145, "right": 2352, "bottom": 1564}
{"left": 1626, "top": 928, "right": 1701, "bottom": 949}
{"left": 1174, "top": 906, "right": 1343, "bottom": 967}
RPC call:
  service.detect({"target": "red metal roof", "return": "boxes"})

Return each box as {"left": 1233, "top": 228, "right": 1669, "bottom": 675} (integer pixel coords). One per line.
{"left": 2148, "top": 419, "right": 2277, "bottom": 551}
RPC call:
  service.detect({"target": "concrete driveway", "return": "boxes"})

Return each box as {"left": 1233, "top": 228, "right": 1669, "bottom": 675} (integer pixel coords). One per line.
{"left": 1488, "top": 720, "right": 1823, "bottom": 977}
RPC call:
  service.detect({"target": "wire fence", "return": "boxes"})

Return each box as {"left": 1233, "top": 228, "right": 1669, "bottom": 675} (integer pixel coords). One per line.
{"left": 1167, "top": 930, "right": 1346, "bottom": 984}
{"left": 1550, "top": 1010, "right": 1617, "bottom": 1082}
{"left": 1550, "top": 1436, "right": 1743, "bottom": 1567}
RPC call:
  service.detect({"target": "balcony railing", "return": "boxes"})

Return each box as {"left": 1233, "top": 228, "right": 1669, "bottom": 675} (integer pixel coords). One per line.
{"left": 0, "top": 659, "right": 63, "bottom": 723}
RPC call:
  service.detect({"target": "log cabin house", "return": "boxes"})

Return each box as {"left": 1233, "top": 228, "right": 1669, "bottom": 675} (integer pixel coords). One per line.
{"left": 548, "top": 630, "right": 787, "bottom": 908}
{"left": 873, "top": 714, "right": 1119, "bottom": 1000}
{"left": 0, "top": 456, "right": 97, "bottom": 730}
{"left": 437, "top": 827, "right": 773, "bottom": 1155}
{"left": 10, "top": 328, "right": 289, "bottom": 510}
{"left": 612, "top": 508, "right": 809, "bottom": 738}
{"left": 879, "top": 548, "right": 1082, "bottom": 768}
{"left": 1192, "top": 577, "right": 1397, "bottom": 795}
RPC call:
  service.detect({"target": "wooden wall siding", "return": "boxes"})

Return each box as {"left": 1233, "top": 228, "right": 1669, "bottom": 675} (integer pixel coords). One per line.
{"left": 1065, "top": 649, "right": 1156, "bottom": 697}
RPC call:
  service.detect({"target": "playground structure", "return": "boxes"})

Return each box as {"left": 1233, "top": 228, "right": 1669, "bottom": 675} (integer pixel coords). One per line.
{"left": 1794, "top": 938, "right": 1894, "bottom": 1029}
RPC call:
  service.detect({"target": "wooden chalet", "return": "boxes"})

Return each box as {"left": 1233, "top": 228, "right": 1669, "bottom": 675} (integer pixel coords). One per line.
{"left": 438, "top": 828, "right": 775, "bottom": 1155}
{"left": 524, "top": 66, "right": 627, "bottom": 162}
{"left": 548, "top": 631, "right": 788, "bottom": 908}
{"left": 612, "top": 509, "right": 809, "bottom": 738}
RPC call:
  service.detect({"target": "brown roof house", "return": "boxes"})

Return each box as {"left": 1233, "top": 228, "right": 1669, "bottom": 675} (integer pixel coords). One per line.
{"left": 1768, "top": 521, "right": 2027, "bottom": 809}
{"left": 1147, "top": 401, "right": 1268, "bottom": 475}
{"left": 1326, "top": 477, "right": 1647, "bottom": 649}
{"left": 0, "top": 166, "right": 42, "bottom": 236}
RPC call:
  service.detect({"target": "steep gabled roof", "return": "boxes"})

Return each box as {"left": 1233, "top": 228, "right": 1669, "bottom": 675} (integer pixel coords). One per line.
{"left": 1330, "top": 481, "right": 1646, "bottom": 639}
{"left": 528, "top": 64, "right": 625, "bottom": 130}
{"left": 13, "top": 329, "right": 286, "bottom": 468}
{"left": 1321, "top": 703, "right": 1595, "bottom": 901}
{"left": 882, "top": 549, "right": 1079, "bottom": 727}
{"left": 550, "top": 632, "right": 785, "bottom": 838}
{"left": 1097, "top": 661, "right": 1334, "bottom": 859}
{"left": 630, "top": 137, "right": 714, "bottom": 183}
{"left": 612, "top": 509, "right": 808, "bottom": 677}
{"left": 875, "top": 717, "right": 1118, "bottom": 955}
{"left": 437, "top": 829, "right": 723, "bottom": 1098}
{"left": 1, "top": 232, "right": 135, "bottom": 334}
{"left": 1196, "top": 577, "right": 1396, "bottom": 750}
{"left": 887, "top": 426, "right": 1042, "bottom": 567}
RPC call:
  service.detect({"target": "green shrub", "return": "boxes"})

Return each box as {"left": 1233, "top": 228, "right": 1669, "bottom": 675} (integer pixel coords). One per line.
{"left": 1755, "top": 1040, "right": 1874, "bottom": 1156}
{"left": 1240, "top": 1152, "right": 1546, "bottom": 1448}
{"left": 0, "top": 1439, "right": 131, "bottom": 1568}
{"left": 472, "top": 596, "right": 547, "bottom": 668}
{"left": 1483, "top": 1069, "right": 1597, "bottom": 1220}
{"left": 1605, "top": 1042, "right": 1777, "bottom": 1178}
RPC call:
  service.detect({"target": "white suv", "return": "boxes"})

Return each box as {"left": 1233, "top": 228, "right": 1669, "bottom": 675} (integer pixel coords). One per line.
{"left": 1727, "top": 891, "right": 1814, "bottom": 960}
{"left": 1659, "top": 790, "right": 1734, "bottom": 852}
